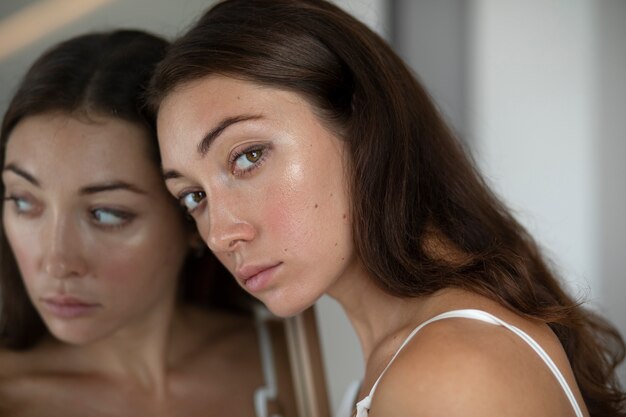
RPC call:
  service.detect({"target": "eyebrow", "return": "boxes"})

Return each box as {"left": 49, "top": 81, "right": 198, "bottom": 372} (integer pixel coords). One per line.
{"left": 197, "top": 114, "right": 264, "bottom": 157}
{"left": 3, "top": 164, "right": 40, "bottom": 187}
{"left": 4, "top": 164, "right": 146, "bottom": 195}
{"left": 162, "top": 170, "right": 181, "bottom": 182}
{"left": 79, "top": 181, "right": 147, "bottom": 195}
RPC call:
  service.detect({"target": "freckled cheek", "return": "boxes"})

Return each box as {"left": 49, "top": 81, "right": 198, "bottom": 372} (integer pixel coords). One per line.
{"left": 261, "top": 179, "right": 348, "bottom": 257}
{"left": 262, "top": 192, "right": 305, "bottom": 253}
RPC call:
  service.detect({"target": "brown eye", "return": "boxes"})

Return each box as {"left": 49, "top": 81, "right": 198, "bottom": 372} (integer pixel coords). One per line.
{"left": 181, "top": 191, "right": 206, "bottom": 213}
{"left": 233, "top": 146, "right": 265, "bottom": 172}
{"left": 245, "top": 150, "right": 262, "bottom": 163}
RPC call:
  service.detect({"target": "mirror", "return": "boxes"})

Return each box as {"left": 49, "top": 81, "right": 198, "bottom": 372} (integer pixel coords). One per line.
{"left": 0, "top": 2, "right": 332, "bottom": 416}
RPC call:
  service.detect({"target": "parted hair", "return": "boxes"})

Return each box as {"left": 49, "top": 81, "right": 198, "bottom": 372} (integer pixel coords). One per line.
{"left": 148, "top": 1, "right": 626, "bottom": 415}
{"left": 0, "top": 29, "right": 248, "bottom": 350}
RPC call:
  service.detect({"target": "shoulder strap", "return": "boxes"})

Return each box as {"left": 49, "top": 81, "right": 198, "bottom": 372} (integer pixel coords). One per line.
{"left": 355, "top": 309, "right": 584, "bottom": 417}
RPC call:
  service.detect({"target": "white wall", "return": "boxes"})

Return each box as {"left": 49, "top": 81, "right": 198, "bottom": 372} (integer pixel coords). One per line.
{"left": 394, "top": 0, "right": 468, "bottom": 138}
{"left": 595, "top": 0, "right": 626, "bottom": 384}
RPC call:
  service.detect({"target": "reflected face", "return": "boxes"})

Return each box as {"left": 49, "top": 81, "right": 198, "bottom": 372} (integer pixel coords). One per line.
{"left": 157, "top": 76, "right": 359, "bottom": 317}
{"left": 2, "top": 113, "right": 190, "bottom": 344}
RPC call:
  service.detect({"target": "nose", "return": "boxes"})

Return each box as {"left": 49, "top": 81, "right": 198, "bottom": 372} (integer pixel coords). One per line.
{"left": 203, "top": 192, "right": 256, "bottom": 254}
{"left": 42, "top": 215, "right": 88, "bottom": 279}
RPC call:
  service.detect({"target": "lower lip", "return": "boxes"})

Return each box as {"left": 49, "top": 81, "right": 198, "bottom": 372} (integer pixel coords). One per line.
{"left": 42, "top": 301, "right": 101, "bottom": 319}
{"left": 243, "top": 264, "right": 282, "bottom": 293}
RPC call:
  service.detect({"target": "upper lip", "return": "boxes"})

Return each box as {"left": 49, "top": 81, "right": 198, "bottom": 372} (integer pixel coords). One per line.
{"left": 41, "top": 295, "right": 99, "bottom": 306}
{"left": 235, "top": 262, "right": 282, "bottom": 282}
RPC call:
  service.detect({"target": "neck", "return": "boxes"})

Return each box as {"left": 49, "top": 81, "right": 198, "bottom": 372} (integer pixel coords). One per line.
{"left": 326, "top": 261, "right": 431, "bottom": 363}
{"left": 53, "top": 291, "right": 182, "bottom": 397}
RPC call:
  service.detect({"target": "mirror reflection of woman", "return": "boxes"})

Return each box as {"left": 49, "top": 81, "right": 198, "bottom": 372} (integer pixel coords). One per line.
{"left": 150, "top": 1, "right": 626, "bottom": 416}
{"left": 0, "top": 30, "right": 264, "bottom": 416}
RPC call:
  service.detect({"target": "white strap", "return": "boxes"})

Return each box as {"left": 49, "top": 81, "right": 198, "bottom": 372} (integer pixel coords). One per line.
{"left": 355, "top": 309, "right": 584, "bottom": 417}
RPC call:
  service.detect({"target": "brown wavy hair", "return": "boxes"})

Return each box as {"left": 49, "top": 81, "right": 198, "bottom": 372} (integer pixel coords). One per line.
{"left": 0, "top": 30, "right": 250, "bottom": 350}
{"left": 148, "top": 0, "right": 626, "bottom": 414}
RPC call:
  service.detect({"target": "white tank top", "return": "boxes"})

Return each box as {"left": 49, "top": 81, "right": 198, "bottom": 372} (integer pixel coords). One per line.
{"left": 354, "top": 309, "right": 584, "bottom": 417}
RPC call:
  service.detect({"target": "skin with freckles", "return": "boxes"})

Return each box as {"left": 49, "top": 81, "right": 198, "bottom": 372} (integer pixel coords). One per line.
{"left": 0, "top": 112, "right": 267, "bottom": 417}
{"left": 159, "top": 76, "right": 363, "bottom": 318}
{"left": 157, "top": 75, "right": 590, "bottom": 417}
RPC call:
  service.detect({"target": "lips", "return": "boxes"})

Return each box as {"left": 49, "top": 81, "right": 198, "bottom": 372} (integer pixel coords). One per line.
{"left": 235, "top": 262, "right": 282, "bottom": 292}
{"left": 40, "top": 295, "right": 101, "bottom": 319}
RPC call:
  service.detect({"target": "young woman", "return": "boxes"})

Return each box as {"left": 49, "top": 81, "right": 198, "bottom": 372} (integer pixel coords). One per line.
{"left": 149, "top": 1, "right": 626, "bottom": 416}
{"left": 0, "top": 30, "right": 267, "bottom": 416}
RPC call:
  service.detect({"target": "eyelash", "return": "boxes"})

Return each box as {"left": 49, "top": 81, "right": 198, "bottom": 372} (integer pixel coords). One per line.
{"left": 3, "top": 194, "right": 37, "bottom": 216}
{"left": 90, "top": 207, "right": 136, "bottom": 231}
{"left": 3, "top": 194, "right": 134, "bottom": 231}
{"left": 229, "top": 143, "right": 270, "bottom": 177}
{"left": 177, "top": 189, "right": 206, "bottom": 216}
{"left": 174, "top": 143, "right": 271, "bottom": 214}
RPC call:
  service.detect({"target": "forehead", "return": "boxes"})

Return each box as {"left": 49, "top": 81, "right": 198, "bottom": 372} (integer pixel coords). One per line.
{"left": 159, "top": 76, "right": 276, "bottom": 135}
{"left": 156, "top": 75, "right": 319, "bottom": 152}
{"left": 160, "top": 75, "right": 280, "bottom": 112}
{"left": 4, "top": 113, "right": 158, "bottom": 186}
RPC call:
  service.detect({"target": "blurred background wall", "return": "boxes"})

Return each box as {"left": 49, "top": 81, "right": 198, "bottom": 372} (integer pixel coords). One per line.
{"left": 1, "top": 0, "right": 624, "bottom": 415}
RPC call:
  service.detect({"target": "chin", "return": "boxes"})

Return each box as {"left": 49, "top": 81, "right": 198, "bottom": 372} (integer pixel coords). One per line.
{"left": 266, "top": 304, "right": 306, "bottom": 318}
{"left": 45, "top": 321, "right": 107, "bottom": 346}
{"left": 262, "top": 294, "right": 315, "bottom": 319}
{"left": 50, "top": 330, "right": 100, "bottom": 346}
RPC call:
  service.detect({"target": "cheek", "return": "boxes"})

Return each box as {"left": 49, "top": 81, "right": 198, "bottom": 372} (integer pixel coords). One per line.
{"left": 96, "top": 249, "right": 146, "bottom": 287}
{"left": 94, "top": 225, "right": 187, "bottom": 295}
{"left": 263, "top": 161, "right": 352, "bottom": 258}
{"left": 88, "top": 241, "right": 180, "bottom": 320}
{"left": 3, "top": 216, "right": 41, "bottom": 289}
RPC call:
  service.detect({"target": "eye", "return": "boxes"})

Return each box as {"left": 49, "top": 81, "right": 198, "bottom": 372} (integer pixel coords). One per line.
{"left": 231, "top": 145, "right": 268, "bottom": 175}
{"left": 180, "top": 191, "right": 206, "bottom": 213}
{"left": 91, "top": 208, "right": 134, "bottom": 228}
{"left": 4, "top": 195, "right": 37, "bottom": 215}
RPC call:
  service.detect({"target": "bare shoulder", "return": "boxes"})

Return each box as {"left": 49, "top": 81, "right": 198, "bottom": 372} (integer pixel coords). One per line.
{"left": 0, "top": 337, "right": 79, "bottom": 377}
{"left": 0, "top": 345, "right": 39, "bottom": 379}
{"left": 369, "top": 315, "right": 579, "bottom": 417}
{"left": 182, "top": 305, "right": 258, "bottom": 344}
{"left": 0, "top": 346, "right": 16, "bottom": 376}
{"left": 0, "top": 347, "right": 19, "bottom": 397}
{"left": 0, "top": 346, "right": 45, "bottom": 411}
{"left": 176, "top": 305, "right": 261, "bottom": 367}
{"left": 171, "top": 306, "right": 265, "bottom": 414}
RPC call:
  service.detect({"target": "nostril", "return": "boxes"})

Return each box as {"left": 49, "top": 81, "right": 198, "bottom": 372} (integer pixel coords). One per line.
{"left": 207, "top": 222, "right": 255, "bottom": 252}
{"left": 45, "top": 258, "right": 68, "bottom": 278}
{"left": 43, "top": 249, "right": 86, "bottom": 278}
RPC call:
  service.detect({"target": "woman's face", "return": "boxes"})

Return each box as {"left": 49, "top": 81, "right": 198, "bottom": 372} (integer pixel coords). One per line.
{"left": 2, "top": 113, "right": 190, "bottom": 344}
{"left": 157, "top": 76, "right": 361, "bottom": 317}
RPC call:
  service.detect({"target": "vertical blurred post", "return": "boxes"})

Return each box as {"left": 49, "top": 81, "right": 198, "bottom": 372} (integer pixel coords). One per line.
{"left": 284, "top": 309, "right": 331, "bottom": 417}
